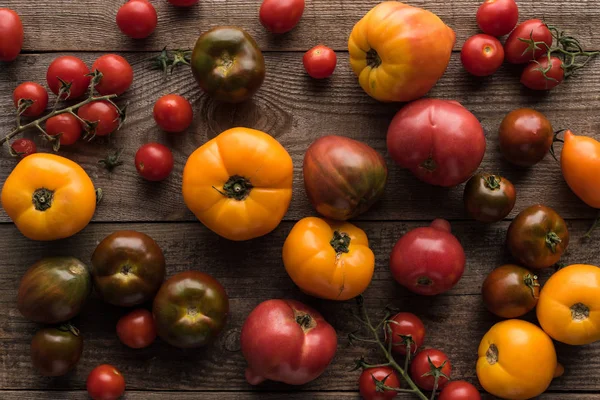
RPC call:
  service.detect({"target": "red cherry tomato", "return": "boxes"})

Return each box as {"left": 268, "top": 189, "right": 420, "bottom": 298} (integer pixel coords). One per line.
{"left": 86, "top": 364, "right": 125, "bottom": 400}
{"left": 385, "top": 312, "right": 425, "bottom": 355}
{"left": 461, "top": 34, "right": 504, "bottom": 76}
{"left": 46, "top": 56, "right": 91, "bottom": 100}
{"left": 45, "top": 113, "right": 82, "bottom": 146}
{"left": 259, "top": 0, "right": 305, "bottom": 34}
{"left": 410, "top": 349, "right": 452, "bottom": 391}
{"left": 116, "top": 0, "right": 157, "bottom": 39}
{"left": 10, "top": 138, "right": 36, "bottom": 158}
{"left": 303, "top": 45, "right": 337, "bottom": 79}
{"left": 438, "top": 380, "right": 481, "bottom": 400}
{"left": 359, "top": 367, "right": 401, "bottom": 400}
{"left": 135, "top": 143, "right": 174, "bottom": 181}
{"left": 153, "top": 94, "right": 193, "bottom": 133}
{"left": 116, "top": 309, "right": 157, "bottom": 349}
{"left": 521, "top": 56, "right": 565, "bottom": 91}
{"left": 77, "top": 101, "right": 120, "bottom": 137}
{"left": 504, "top": 19, "right": 553, "bottom": 64}
{"left": 92, "top": 54, "right": 134, "bottom": 96}
{"left": 13, "top": 82, "right": 49, "bottom": 117}
{"left": 476, "top": 0, "right": 519, "bottom": 37}
{"left": 0, "top": 8, "right": 24, "bottom": 62}
{"left": 168, "top": 0, "right": 199, "bottom": 6}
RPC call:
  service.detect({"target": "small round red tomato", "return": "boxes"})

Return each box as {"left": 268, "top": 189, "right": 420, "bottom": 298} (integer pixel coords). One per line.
{"left": 10, "top": 138, "right": 36, "bottom": 158}
{"left": 410, "top": 349, "right": 452, "bottom": 391}
{"left": 476, "top": 0, "right": 518, "bottom": 37}
{"left": 153, "top": 94, "right": 193, "bottom": 133}
{"left": 461, "top": 34, "right": 504, "bottom": 77}
{"left": 92, "top": 54, "right": 134, "bottom": 96}
{"left": 168, "top": 0, "right": 199, "bottom": 6}
{"left": 359, "top": 367, "right": 401, "bottom": 400}
{"left": 438, "top": 380, "right": 481, "bottom": 400}
{"left": 521, "top": 56, "right": 565, "bottom": 91}
{"left": 464, "top": 174, "right": 516, "bottom": 223}
{"left": 385, "top": 312, "right": 425, "bottom": 355}
{"left": 260, "top": 0, "right": 305, "bottom": 34}
{"left": 77, "top": 101, "right": 120, "bottom": 137}
{"left": 0, "top": 8, "right": 24, "bottom": 62}
{"left": 46, "top": 113, "right": 82, "bottom": 146}
{"left": 13, "top": 82, "right": 48, "bottom": 117}
{"left": 482, "top": 264, "right": 540, "bottom": 318}
{"left": 46, "top": 56, "right": 91, "bottom": 99}
{"left": 135, "top": 143, "right": 174, "bottom": 181}
{"left": 116, "top": 309, "right": 157, "bottom": 349}
{"left": 116, "top": 0, "right": 157, "bottom": 39}
{"left": 86, "top": 364, "right": 125, "bottom": 400}
{"left": 499, "top": 108, "right": 553, "bottom": 167}
{"left": 504, "top": 19, "right": 553, "bottom": 64}
{"left": 303, "top": 45, "right": 337, "bottom": 79}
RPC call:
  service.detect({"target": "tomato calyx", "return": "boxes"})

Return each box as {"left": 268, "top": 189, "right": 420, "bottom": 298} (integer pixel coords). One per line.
{"left": 545, "top": 231, "right": 562, "bottom": 253}
{"left": 486, "top": 343, "right": 498, "bottom": 365}
{"left": 421, "top": 356, "right": 450, "bottom": 393}
{"left": 294, "top": 310, "right": 316, "bottom": 332}
{"left": 367, "top": 49, "right": 382, "bottom": 68}
{"left": 523, "top": 274, "right": 541, "bottom": 298}
{"left": 420, "top": 157, "right": 437, "bottom": 172}
{"left": 417, "top": 276, "right": 433, "bottom": 286}
{"left": 99, "top": 148, "right": 125, "bottom": 172}
{"left": 215, "top": 175, "right": 254, "bottom": 201}
{"left": 32, "top": 188, "right": 54, "bottom": 211}
{"left": 58, "top": 322, "right": 81, "bottom": 337}
{"left": 570, "top": 302, "right": 590, "bottom": 321}
{"left": 483, "top": 175, "right": 501, "bottom": 190}
{"left": 330, "top": 231, "right": 351, "bottom": 254}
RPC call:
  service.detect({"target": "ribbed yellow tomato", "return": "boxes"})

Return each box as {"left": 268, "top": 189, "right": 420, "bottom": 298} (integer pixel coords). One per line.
{"left": 182, "top": 127, "right": 293, "bottom": 241}
{"left": 1, "top": 153, "right": 96, "bottom": 241}
{"left": 348, "top": 1, "right": 455, "bottom": 102}
{"left": 537, "top": 264, "right": 600, "bottom": 345}
{"left": 282, "top": 217, "right": 374, "bottom": 300}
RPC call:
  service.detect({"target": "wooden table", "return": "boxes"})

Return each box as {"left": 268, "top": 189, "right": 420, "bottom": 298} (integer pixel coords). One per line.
{"left": 1, "top": 1, "right": 599, "bottom": 399}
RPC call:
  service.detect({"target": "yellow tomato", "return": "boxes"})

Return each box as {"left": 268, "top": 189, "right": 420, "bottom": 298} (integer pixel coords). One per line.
{"left": 1, "top": 153, "right": 96, "bottom": 241}
{"left": 561, "top": 130, "right": 600, "bottom": 208}
{"left": 477, "top": 319, "right": 557, "bottom": 400}
{"left": 282, "top": 217, "right": 374, "bottom": 300}
{"left": 537, "top": 264, "right": 600, "bottom": 345}
{"left": 348, "top": 1, "right": 455, "bottom": 102}
{"left": 182, "top": 127, "right": 293, "bottom": 241}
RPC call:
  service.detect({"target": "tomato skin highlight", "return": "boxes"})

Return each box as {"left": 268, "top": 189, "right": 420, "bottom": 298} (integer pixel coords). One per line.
{"left": 303, "top": 45, "right": 337, "bottom": 79}
{"left": 460, "top": 34, "right": 504, "bottom": 77}
{"left": 116, "top": 0, "right": 157, "bottom": 39}
{"left": 10, "top": 138, "right": 37, "bottom": 158}
{"left": 46, "top": 113, "right": 82, "bottom": 145}
{"left": 46, "top": 56, "right": 91, "bottom": 99}
{"left": 13, "top": 82, "right": 48, "bottom": 117}
{"left": 86, "top": 364, "right": 126, "bottom": 400}
{"left": 504, "top": 19, "right": 553, "bottom": 64}
{"left": 153, "top": 94, "right": 193, "bottom": 133}
{"left": 116, "top": 309, "right": 157, "bottom": 349}
{"left": 0, "top": 8, "right": 23, "bottom": 62}
{"left": 260, "top": 0, "right": 305, "bottom": 34}
{"left": 135, "top": 143, "right": 174, "bottom": 181}
{"left": 92, "top": 54, "right": 134, "bottom": 96}
{"left": 476, "top": 0, "right": 518, "bottom": 37}
{"left": 359, "top": 367, "right": 401, "bottom": 400}
{"left": 521, "top": 56, "right": 565, "bottom": 91}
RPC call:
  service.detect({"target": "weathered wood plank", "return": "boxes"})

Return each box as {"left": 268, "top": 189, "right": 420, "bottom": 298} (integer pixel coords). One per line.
{"left": 2, "top": 0, "right": 599, "bottom": 52}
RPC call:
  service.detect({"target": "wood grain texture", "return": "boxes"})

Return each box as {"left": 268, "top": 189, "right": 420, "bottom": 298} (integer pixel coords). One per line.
{"left": 2, "top": 0, "right": 599, "bottom": 52}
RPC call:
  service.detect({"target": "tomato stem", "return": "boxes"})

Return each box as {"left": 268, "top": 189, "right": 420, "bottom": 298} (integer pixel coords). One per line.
{"left": 32, "top": 188, "right": 54, "bottom": 212}
{"left": 219, "top": 175, "right": 253, "bottom": 201}
{"left": 523, "top": 274, "right": 540, "bottom": 298}
{"left": 366, "top": 49, "right": 381, "bottom": 68}
{"left": 483, "top": 175, "right": 501, "bottom": 190}
{"left": 330, "top": 231, "right": 351, "bottom": 254}
{"left": 545, "top": 231, "right": 562, "bottom": 253}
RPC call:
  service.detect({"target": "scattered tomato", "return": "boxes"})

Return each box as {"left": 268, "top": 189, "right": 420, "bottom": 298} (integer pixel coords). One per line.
{"left": 167, "top": 0, "right": 199, "bottom": 6}
{"left": 463, "top": 173, "right": 516, "bottom": 223}
{"left": 10, "top": 138, "right": 36, "bottom": 158}
{"left": 504, "top": 19, "right": 553, "bottom": 64}
{"left": 92, "top": 54, "right": 134, "bottom": 96}
{"left": 385, "top": 312, "right": 425, "bottom": 355}
{"left": 410, "top": 348, "right": 452, "bottom": 390}
{"left": 116, "top": 309, "right": 157, "bottom": 349}
{"left": 153, "top": 94, "right": 193, "bottom": 133}
{"left": 46, "top": 56, "right": 91, "bottom": 99}
{"left": 135, "top": 143, "right": 174, "bottom": 181}
{"left": 476, "top": 0, "right": 518, "bottom": 37}
{"left": 77, "top": 100, "right": 120, "bottom": 137}
{"left": 521, "top": 56, "right": 565, "bottom": 90}
{"left": 303, "top": 45, "right": 337, "bottom": 79}
{"left": 560, "top": 130, "right": 600, "bottom": 208}
{"left": 359, "top": 367, "right": 401, "bottom": 400}
{"left": 461, "top": 34, "right": 504, "bottom": 76}
{"left": 0, "top": 8, "right": 23, "bottom": 62}
{"left": 499, "top": 108, "right": 553, "bottom": 167}
{"left": 438, "top": 380, "right": 481, "bottom": 400}
{"left": 116, "top": 0, "right": 157, "bottom": 39}
{"left": 13, "top": 82, "right": 48, "bottom": 117}
{"left": 259, "top": 0, "right": 305, "bottom": 34}
{"left": 46, "top": 113, "right": 82, "bottom": 145}
{"left": 482, "top": 264, "right": 540, "bottom": 318}
{"left": 31, "top": 324, "right": 83, "bottom": 377}
{"left": 87, "top": 364, "right": 125, "bottom": 400}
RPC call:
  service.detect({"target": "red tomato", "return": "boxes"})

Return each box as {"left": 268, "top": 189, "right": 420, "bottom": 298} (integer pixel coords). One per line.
{"left": 461, "top": 34, "right": 504, "bottom": 77}
{"left": 168, "top": 0, "right": 199, "bottom": 5}
{"left": 116, "top": 0, "right": 157, "bottom": 39}
{"left": 303, "top": 45, "right": 337, "bottom": 79}
{"left": 135, "top": 143, "right": 174, "bottom": 181}
{"left": 504, "top": 19, "right": 553, "bottom": 64}
{"left": 10, "top": 139, "right": 36, "bottom": 158}
{"left": 46, "top": 113, "right": 82, "bottom": 146}
{"left": 385, "top": 312, "right": 425, "bottom": 355}
{"left": 259, "top": 0, "right": 305, "bottom": 34}
{"left": 410, "top": 349, "right": 452, "bottom": 391}
{"left": 13, "top": 82, "right": 48, "bottom": 117}
{"left": 92, "top": 54, "right": 134, "bottom": 96}
{"left": 359, "top": 367, "right": 401, "bottom": 400}
{"left": 116, "top": 309, "right": 157, "bottom": 349}
{"left": 521, "top": 56, "right": 565, "bottom": 91}
{"left": 0, "top": 8, "right": 23, "bottom": 62}
{"left": 476, "top": 0, "right": 518, "bottom": 37}
{"left": 46, "top": 56, "right": 91, "bottom": 99}
{"left": 438, "top": 380, "right": 481, "bottom": 400}
{"left": 86, "top": 364, "right": 125, "bottom": 400}
{"left": 153, "top": 94, "right": 193, "bottom": 133}
{"left": 77, "top": 101, "right": 120, "bottom": 137}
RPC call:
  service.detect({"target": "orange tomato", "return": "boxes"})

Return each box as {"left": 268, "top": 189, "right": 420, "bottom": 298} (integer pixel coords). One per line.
{"left": 182, "top": 127, "right": 293, "bottom": 241}
{"left": 348, "top": 1, "right": 455, "bottom": 102}
{"left": 477, "top": 319, "right": 557, "bottom": 400}
{"left": 282, "top": 217, "right": 374, "bottom": 300}
{"left": 561, "top": 130, "right": 600, "bottom": 208}
{"left": 1, "top": 153, "right": 96, "bottom": 241}
{"left": 537, "top": 264, "right": 600, "bottom": 345}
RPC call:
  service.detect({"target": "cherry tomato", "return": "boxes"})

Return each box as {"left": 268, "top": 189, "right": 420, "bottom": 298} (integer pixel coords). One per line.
{"left": 259, "top": 0, "right": 305, "bottom": 34}
{"left": 359, "top": 367, "right": 401, "bottom": 400}
{"left": 498, "top": 108, "right": 553, "bottom": 167}
{"left": 476, "top": 0, "right": 518, "bottom": 37}
{"left": 0, "top": 8, "right": 23, "bottom": 62}
{"left": 168, "top": 0, "right": 199, "bottom": 6}
{"left": 116, "top": 309, "right": 157, "bottom": 349}
{"left": 10, "top": 139, "right": 36, "bottom": 158}
{"left": 410, "top": 349, "right": 452, "bottom": 391}
{"left": 464, "top": 174, "right": 516, "bottom": 223}
{"left": 77, "top": 101, "right": 120, "bottom": 137}
{"left": 504, "top": 19, "right": 553, "bottom": 64}
{"left": 153, "top": 94, "right": 193, "bottom": 133}
{"left": 303, "top": 45, "right": 337, "bottom": 79}
{"left": 521, "top": 56, "right": 565, "bottom": 91}
{"left": 86, "top": 364, "right": 125, "bottom": 400}
{"left": 438, "top": 380, "right": 481, "bottom": 400}
{"left": 135, "top": 143, "right": 174, "bottom": 181}
{"left": 461, "top": 34, "right": 504, "bottom": 77}
{"left": 45, "top": 113, "right": 82, "bottom": 146}
{"left": 13, "top": 82, "right": 48, "bottom": 117}
{"left": 46, "top": 56, "right": 91, "bottom": 99}
{"left": 385, "top": 312, "right": 425, "bottom": 356}
{"left": 482, "top": 264, "right": 540, "bottom": 318}
{"left": 116, "top": 0, "right": 157, "bottom": 39}
{"left": 92, "top": 54, "right": 134, "bottom": 96}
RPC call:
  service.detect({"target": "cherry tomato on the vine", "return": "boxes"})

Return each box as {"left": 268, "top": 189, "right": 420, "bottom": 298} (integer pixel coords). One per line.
{"left": 410, "top": 349, "right": 452, "bottom": 391}
{"left": 476, "top": 0, "right": 518, "bottom": 37}
{"left": 359, "top": 367, "right": 401, "bottom": 400}
{"left": 116, "top": 309, "right": 157, "bottom": 349}
{"left": 385, "top": 312, "right": 425, "bottom": 356}
{"left": 260, "top": 0, "right": 305, "bottom": 34}
{"left": 461, "top": 34, "right": 504, "bottom": 77}
{"left": 167, "top": 0, "right": 199, "bottom": 6}
{"left": 0, "top": 8, "right": 24, "bottom": 62}
{"left": 153, "top": 94, "right": 193, "bottom": 133}
{"left": 45, "top": 113, "right": 82, "bottom": 146}
{"left": 116, "top": 0, "right": 157, "bottom": 39}
{"left": 303, "top": 45, "right": 337, "bottom": 79}
{"left": 521, "top": 56, "right": 565, "bottom": 91}
{"left": 504, "top": 19, "right": 553, "bottom": 64}
{"left": 46, "top": 56, "right": 91, "bottom": 99}
{"left": 438, "top": 380, "right": 481, "bottom": 400}
{"left": 92, "top": 54, "right": 134, "bottom": 96}
{"left": 86, "top": 364, "right": 125, "bottom": 400}
{"left": 77, "top": 101, "right": 120, "bottom": 137}
{"left": 135, "top": 143, "right": 174, "bottom": 181}
{"left": 13, "top": 82, "right": 48, "bottom": 117}
{"left": 10, "top": 139, "right": 36, "bottom": 158}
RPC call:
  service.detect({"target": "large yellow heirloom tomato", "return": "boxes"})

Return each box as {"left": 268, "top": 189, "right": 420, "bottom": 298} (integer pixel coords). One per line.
{"left": 282, "top": 217, "right": 375, "bottom": 300}
{"left": 477, "top": 319, "right": 557, "bottom": 400}
{"left": 183, "top": 127, "right": 293, "bottom": 241}
{"left": 537, "top": 264, "right": 600, "bottom": 345}
{"left": 348, "top": 1, "right": 455, "bottom": 102}
{"left": 1, "top": 153, "right": 96, "bottom": 241}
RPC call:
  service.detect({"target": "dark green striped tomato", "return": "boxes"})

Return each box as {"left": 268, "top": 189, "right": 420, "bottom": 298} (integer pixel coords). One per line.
{"left": 464, "top": 173, "right": 516, "bottom": 223}
{"left": 31, "top": 324, "right": 83, "bottom": 376}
